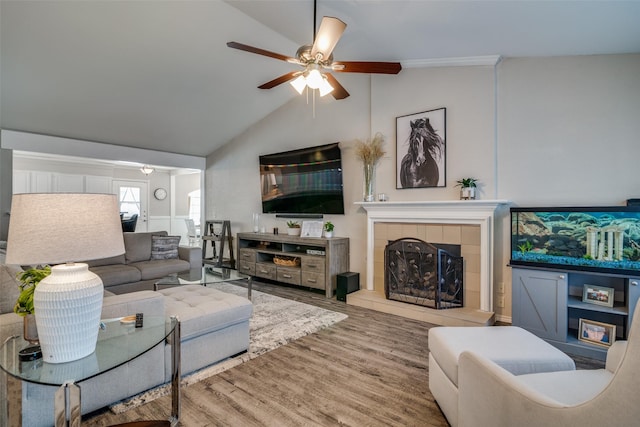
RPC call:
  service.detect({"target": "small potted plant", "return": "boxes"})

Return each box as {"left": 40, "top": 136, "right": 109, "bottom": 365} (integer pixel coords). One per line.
{"left": 324, "top": 221, "right": 334, "bottom": 238}
{"left": 456, "top": 178, "right": 478, "bottom": 200}
{"left": 14, "top": 266, "right": 51, "bottom": 344}
{"left": 287, "top": 220, "right": 301, "bottom": 236}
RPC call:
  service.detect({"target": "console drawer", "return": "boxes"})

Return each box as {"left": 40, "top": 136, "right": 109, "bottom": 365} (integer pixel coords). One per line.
{"left": 238, "top": 260, "right": 255, "bottom": 276}
{"left": 277, "top": 267, "right": 301, "bottom": 285}
{"left": 239, "top": 249, "right": 256, "bottom": 262}
{"left": 301, "top": 256, "right": 325, "bottom": 272}
{"left": 301, "top": 271, "right": 325, "bottom": 290}
{"left": 255, "top": 263, "right": 277, "bottom": 280}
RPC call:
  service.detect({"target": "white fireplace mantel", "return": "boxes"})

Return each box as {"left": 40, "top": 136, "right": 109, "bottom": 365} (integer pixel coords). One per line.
{"left": 355, "top": 200, "right": 510, "bottom": 312}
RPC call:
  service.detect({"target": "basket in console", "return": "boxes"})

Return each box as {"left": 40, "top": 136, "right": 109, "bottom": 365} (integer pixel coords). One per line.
{"left": 273, "top": 255, "right": 301, "bottom": 267}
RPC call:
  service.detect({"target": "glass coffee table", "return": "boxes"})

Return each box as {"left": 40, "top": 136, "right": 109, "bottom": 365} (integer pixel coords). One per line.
{"left": 154, "top": 266, "right": 252, "bottom": 299}
{"left": 0, "top": 316, "right": 180, "bottom": 427}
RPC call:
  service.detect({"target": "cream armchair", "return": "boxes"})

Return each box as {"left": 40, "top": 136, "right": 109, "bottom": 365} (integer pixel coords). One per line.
{"left": 458, "top": 302, "right": 640, "bottom": 427}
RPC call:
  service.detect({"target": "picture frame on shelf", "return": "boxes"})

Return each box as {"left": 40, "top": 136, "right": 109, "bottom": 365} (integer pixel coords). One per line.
{"left": 396, "top": 107, "right": 446, "bottom": 189}
{"left": 301, "top": 221, "right": 323, "bottom": 238}
{"left": 582, "top": 284, "right": 615, "bottom": 308}
{"left": 578, "top": 318, "right": 616, "bottom": 347}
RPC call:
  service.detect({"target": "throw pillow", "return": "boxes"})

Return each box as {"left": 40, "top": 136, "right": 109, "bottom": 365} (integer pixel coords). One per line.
{"left": 151, "top": 235, "right": 181, "bottom": 260}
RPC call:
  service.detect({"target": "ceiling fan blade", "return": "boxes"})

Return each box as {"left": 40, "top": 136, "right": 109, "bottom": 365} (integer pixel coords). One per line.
{"left": 310, "top": 17, "right": 346, "bottom": 60}
{"left": 227, "top": 41, "right": 298, "bottom": 63}
{"left": 333, "top": 61, "right": 402, "bottom": 74}
{"left": 325, "top": 73, "right": 350, "bottom": 100}
{"left": 258, "top": 71, "right": 301, "bottom": 89}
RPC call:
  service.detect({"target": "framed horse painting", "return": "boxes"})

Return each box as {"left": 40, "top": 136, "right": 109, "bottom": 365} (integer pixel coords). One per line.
{"left": 396, "top": 108, "right": 446, "bottom": 189}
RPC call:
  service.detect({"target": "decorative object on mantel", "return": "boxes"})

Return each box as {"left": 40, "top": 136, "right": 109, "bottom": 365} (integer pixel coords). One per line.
{"left": 324, "top": 221, "right": 334, "bottom": 238}
{"left": 396, "top": 108, "right": 446, "bottom": 189}
{"left": 355, "top": 132, "right": 386, "bottom": 202}
{"left": 6, "top": 193, "right": 125, "bottom": 363}
{"left": 287, "top": 220, "right": 302, "bottom": 236}
{"left": 456, "top": 177, "right": 478, "bottom": 200}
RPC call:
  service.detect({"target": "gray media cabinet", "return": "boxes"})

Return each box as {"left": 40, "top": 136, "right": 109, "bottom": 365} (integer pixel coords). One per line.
{"left": 237, "top": 232, "right": 350, "bottom": 298}
{"left": 512, "top": 266, "right": 640, "bottom": 360}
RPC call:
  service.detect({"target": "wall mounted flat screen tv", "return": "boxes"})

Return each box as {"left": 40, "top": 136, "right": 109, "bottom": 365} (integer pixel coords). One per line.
{"left": 259, "top": 143, "right": 345, "bottom": 215}
{"left": 511, "top": 206, "right": 640, "bottom": 275}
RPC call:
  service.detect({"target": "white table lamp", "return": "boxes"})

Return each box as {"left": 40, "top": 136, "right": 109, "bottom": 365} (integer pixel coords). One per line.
{"left": 6, "top": 193, "right": 125, "bottom": 363}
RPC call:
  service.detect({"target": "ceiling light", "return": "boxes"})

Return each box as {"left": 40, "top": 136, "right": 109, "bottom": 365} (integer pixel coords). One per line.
{"left": 290, "top": 75, "right": 307, "bottom": 94}
{"left": 318, "top": 77, "right": 334, "bottom": 97}
{"left": 305, "top": 69, "right": 324, "bottom": 89}
{"left": 140, "top": 165, "right": 155, "bottom": 175}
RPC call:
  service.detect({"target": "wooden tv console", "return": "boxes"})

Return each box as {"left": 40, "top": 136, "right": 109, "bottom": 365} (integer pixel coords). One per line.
{"left": 237, "top": 232, "right": 349, "bottom": 298}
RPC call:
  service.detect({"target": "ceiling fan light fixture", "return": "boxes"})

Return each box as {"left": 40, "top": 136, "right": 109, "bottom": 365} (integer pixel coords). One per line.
{"left": 318, "top": 77, "right": 334, "bottom": 97}
{"left": 290, "top": 75, "right": 307, "bottom": 94}
{"left": 306, "top": 69, "right": 324, "bottom": 89}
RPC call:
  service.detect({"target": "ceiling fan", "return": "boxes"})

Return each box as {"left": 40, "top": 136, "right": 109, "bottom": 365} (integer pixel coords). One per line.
{"left": 226, "top": 1, "right": 402, "bottom": 100}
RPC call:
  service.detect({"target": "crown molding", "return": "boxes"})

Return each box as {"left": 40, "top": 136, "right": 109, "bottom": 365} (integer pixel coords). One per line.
{"left": 402, "top": 55, "right": 502, "bottom": 68}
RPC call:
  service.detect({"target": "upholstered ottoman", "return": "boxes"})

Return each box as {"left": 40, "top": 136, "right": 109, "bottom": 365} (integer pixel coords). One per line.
{"left": 157, "top": 284, "right": 253, "bottom": 379}
{"left": 428, "top": 326, "right": 576, "bottom": 427}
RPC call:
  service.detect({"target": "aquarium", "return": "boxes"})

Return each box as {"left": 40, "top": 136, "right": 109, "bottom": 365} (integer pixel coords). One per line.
{"left": 511, "top": 206, "right": 640, "bottom": 276}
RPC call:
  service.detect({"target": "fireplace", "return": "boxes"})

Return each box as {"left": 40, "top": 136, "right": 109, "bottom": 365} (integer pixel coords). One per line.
{"left": 385, "top": 238, "right": 463, "bottom": 309}
{"left": 355, "top": 200, "right": 509, "bottom": 314}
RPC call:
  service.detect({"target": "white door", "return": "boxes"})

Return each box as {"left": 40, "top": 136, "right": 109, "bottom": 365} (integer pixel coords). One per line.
{"left": 112, "top": 180, "right": 149, "bottom": 232}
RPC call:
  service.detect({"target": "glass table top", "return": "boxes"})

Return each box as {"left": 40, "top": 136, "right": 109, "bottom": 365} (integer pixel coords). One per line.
{"left": 0, "top": 316, "right": 176, "bottom": 386}
{"left": 155, "top": 266, "right": 249, "bottom": 288}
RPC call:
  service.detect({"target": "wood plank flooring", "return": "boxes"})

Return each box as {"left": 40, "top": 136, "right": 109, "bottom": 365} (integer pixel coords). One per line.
{"left": 81, "top": 280, "right": 603, "bottom": 427}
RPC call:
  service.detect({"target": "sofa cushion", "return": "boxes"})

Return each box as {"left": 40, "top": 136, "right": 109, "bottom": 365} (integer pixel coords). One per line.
{"left": 90, "top": 264, "right": 142, "bottom": 287}
{"left": 85, "top": 254, "right": 126, "bottom": 268}
{"left": 516, "top": 368, "right": 613, "bottom": 405}
{"left": 158, "top": 284, "right": 253, "bottom": 341}
{"left": 130, "top": 258, "right": 191, "bottom": 280}
{"left": 124, "top": 231, "right": 168, "bottom": 263}
{"left": 151, "top": 235, "right": 181, "bottom": 260}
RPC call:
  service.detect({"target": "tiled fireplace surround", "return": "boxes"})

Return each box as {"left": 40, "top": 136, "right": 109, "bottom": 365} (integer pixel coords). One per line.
{"left": 350, "top": 200, "right": 508, "bottom": 326}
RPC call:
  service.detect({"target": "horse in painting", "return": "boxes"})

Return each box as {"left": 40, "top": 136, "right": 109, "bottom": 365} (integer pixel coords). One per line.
{"left": 399, "top": 118, "right": 444, "bottom": 188}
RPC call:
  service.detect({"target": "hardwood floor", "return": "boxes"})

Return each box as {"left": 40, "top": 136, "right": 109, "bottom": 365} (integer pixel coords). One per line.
{"left": 82, "top": 280, "right": 603, "bottom": 427}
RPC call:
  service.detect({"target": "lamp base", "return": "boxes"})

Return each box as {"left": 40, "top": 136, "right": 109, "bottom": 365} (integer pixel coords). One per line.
{"left": 18, "top": 345, "right": 42, "bottom": 361}
{"left": 34, "top": 263, "right": 104, "bottom": 363}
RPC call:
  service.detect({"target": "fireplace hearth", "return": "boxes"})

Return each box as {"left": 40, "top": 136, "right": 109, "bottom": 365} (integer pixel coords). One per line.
{"left": 385, "top": 238, "right": 463, "bottom": 309}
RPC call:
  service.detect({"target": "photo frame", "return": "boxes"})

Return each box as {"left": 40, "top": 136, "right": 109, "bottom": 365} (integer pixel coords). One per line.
{"left": 300, "top": 220, "right": 323, "bottom": 238}
{"left": 396, "top": 107, "right": 446, "bottom": 189}
{"left": 582, "top": 284, "right": 615, "bottom": 308}
{"left": 578, "top": 318, "right": 616, "bottom": 347}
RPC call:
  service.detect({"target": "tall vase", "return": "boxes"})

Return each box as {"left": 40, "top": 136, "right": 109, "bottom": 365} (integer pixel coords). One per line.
{"left": 363, "top": 163, "right": 376, "bottom": 202}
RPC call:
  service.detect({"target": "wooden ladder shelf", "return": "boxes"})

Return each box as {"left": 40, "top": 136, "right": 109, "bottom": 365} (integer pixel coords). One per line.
{"left": 201, "top": 220, "right": 235, "bottom": 268}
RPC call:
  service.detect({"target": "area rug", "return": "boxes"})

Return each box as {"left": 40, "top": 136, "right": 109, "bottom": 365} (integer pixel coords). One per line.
{"left": 110, "top": 282, "right": 348, "bottom": 413}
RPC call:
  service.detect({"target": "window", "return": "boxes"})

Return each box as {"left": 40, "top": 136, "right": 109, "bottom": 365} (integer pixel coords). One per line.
{"left": 188, "top": 189, "right": 201, "bottom": 225}
{"left": 119, "top": 186, "right": 141, "bottom": 217}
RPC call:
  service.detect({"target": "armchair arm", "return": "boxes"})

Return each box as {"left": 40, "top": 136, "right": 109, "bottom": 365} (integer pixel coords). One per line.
{"left": 178, "top": 245, "right": 202, "bottom": 269}
{"left": 458, "top": 351, "right": 563, "bottom": 427}
{"left": 458, "top": 351, "right": 621, "bottom": 427}
{"left": 605, "top": 340, "right": 627, "bottom": 373}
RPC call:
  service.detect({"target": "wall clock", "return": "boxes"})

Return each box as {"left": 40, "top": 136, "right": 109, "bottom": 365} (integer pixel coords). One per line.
{"left": 154, "top": 188, "right": 167, "bottom": 200}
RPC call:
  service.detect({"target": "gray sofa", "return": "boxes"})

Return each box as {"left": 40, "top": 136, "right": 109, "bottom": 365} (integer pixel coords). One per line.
{"left": 87, "top": 231, "right": 201, "bottom": 294}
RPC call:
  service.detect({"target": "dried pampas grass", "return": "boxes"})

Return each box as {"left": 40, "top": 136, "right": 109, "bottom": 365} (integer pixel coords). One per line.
{"left": 355, "top": 132, "right": 386, "bottom": 166}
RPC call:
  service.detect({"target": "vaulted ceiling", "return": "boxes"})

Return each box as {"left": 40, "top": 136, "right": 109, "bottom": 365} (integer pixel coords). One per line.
{"left": 1, "top": 1, "right": 639, "bottom": 158}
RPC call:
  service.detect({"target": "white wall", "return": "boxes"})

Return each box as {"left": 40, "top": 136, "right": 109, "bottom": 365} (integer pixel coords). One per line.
{"left": 206, "top": 53, "right": 640, "bottom": 321}
{"left": 206, "top": 73, "right": 371, "bottom": 246}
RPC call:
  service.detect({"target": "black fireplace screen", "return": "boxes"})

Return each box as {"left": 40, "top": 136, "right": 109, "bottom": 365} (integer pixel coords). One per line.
{"left": 385, "top": 238, "right": 463, "bottom": 309}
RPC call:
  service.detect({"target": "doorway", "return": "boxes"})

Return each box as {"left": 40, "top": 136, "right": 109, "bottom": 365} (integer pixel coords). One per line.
{"left": 113, "top": 180, "right": 148, "bottom": 232}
